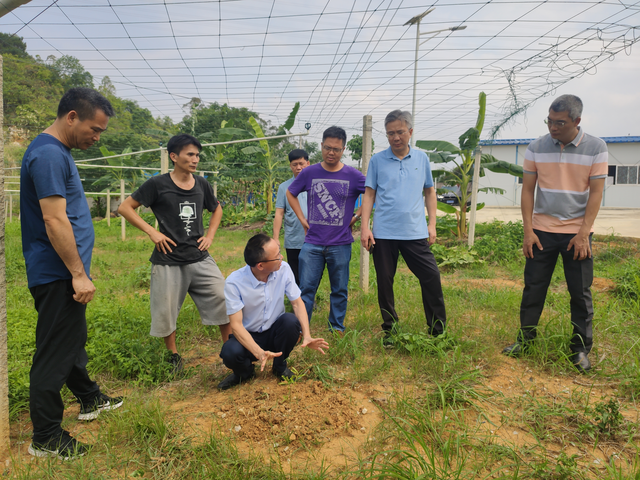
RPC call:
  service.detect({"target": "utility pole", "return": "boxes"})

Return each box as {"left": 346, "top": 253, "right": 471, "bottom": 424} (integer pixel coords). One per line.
{"left": 405, "top": 9, "right": 466, "bottom": 145}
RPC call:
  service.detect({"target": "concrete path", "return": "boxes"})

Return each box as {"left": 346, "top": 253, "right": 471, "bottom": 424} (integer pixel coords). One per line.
{"left": 463, "top": 207, "right": 640, "bottom": 239}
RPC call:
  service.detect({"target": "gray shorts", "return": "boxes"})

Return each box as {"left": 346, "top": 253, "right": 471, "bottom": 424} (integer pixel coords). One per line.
{"left": 149, "top": 256, "right": 228, "bottom": 338}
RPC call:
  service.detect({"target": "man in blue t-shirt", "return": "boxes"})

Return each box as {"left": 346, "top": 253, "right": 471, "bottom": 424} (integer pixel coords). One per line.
{"left": 273, "top": 148, "right": 310, "bottom": 286}
{"left": 20, "top": 88, "right": 123, "bottom": 460}
{"left": 360, "top": 110, "right": 447, "bottom": 345}
{"left": 287, "top": 126, "right": 365, "bottom": 333}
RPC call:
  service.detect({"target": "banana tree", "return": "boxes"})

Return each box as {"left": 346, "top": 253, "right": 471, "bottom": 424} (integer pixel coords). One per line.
{"left": 219, "top": 102, "right": 300, "bottom": 214}
{"left": 416, "top": 92, "right": 523, "bottom": 238}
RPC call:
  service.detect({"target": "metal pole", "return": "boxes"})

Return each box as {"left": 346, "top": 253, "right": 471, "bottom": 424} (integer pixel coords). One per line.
{"left": 0, "top": 53, "right": 9, "bottom": 455}
{"left": 359, "top": 115, "right": 373, "bottom": 293}
{"left": 411, "top": 18, "right": 421, "bottom": 147}
{"left": 120, "top": 179, "right": 126, "bottom": 241}
{"left": 467, "top": 146, "right": 482, "bottom": 247}
{"left": 106, "top": 189, "right": 111, "bottom": 226}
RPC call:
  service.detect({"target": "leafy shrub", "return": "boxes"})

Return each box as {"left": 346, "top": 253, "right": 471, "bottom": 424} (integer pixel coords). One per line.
{"left": 90, "top": 196, "right": 107, "bottom": 218}
{"left": 431, "top": 243, "right": 484, "bottom": 270}
{"left": 472, "top": 220, "right": 523, "bottom": 264}
{"left": 613, "top": 261, "right": 640, "bottom": 300}
{"left": 220, "top": 203, "right": 267, "bottom": 227}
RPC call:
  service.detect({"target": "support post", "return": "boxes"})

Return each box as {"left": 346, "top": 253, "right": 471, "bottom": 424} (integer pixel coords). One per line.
{"left": 359, "top": 115, "right": 372, "bottom": 293}
{"left": 467, "top": 146, "right": 482, "bottom": 247}
{"left": 120, "top": 179, "right": 126, "bottom": 241}
{"left": 8, "top": 195, "right": 11, "bottom": 223}
{"left": 106, "top": 190, "right": 111, "bottom": 227}
{"left": 0, "top": 53, "right": 10, "bottom": 455}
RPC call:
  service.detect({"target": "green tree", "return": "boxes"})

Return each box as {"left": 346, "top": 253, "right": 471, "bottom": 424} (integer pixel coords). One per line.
{"left": 346, "top": 134, "right": 374, "bottom": 169}
{"left": 0, "top": 33, "right": 31, "bottom": 59}
{"left": 416, "top": 92, "right": 523, "bottom": 238}
{"left": 47, "top": 55, "right": 94, "bottom": 90}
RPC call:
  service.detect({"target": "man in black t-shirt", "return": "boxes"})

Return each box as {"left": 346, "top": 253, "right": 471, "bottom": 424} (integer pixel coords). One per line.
{"left": 119, "top": 134, "right": 230, "bottom": 373}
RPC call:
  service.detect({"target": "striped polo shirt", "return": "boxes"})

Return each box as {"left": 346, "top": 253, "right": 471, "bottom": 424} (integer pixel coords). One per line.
{"left": 523, "top": 127, "right": 608, "bottom": 234}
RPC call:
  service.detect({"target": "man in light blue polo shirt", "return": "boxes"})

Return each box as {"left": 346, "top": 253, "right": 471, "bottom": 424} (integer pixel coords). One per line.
{"left": 273, "top": 148, "right": 310, "bottom": 286}
{"left": 218, "top": 233, "right": 329, "bottom": 390}
{"left": 361, "top": 110, "right": 447, "bottom": 345}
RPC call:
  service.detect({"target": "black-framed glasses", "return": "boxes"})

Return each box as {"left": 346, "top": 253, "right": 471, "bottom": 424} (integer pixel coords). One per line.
{"left": 261, "top": 252, "right": 283, "bottom": 263}
{"left": 386, "top": 130, "right": 408, "bottom": 138}
{"left": 322, "top": 145, "right": 344, "bottom": 154}
{"left": 544, "top": 118, "right": 567, "bottom": 128}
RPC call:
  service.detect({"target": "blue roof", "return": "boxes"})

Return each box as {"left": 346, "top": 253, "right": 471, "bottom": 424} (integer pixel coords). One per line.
{"left": 481, "top": 136, "right": 640, "bottom": 146}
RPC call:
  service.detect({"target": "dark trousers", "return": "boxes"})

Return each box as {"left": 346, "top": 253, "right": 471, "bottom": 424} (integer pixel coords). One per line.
{"left": 219, "top": 313, "right": 301, "bottom": 377}
{"left": 372, "top": 238, "right": 446, "bottom": 335}
{"left": 286, "top": 248, "right": 301, "bottom": 286}
{"left": 519, "top": 230, "right": 594, "bottom": 353}
{"left": 29, "top": 279, "right": 100, "bottom": 442}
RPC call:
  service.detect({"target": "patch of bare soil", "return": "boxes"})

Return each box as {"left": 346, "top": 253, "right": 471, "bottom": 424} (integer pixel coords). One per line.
{"left": 442, "top": 277, "right": 524, "bottom": 290}
{"left": 166, "top": 370, "right": 384, "bottom": 470}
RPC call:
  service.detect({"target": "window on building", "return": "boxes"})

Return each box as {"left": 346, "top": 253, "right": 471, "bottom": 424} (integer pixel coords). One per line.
{"left": 609, "top": 165, "right": 640, "bottom": 185}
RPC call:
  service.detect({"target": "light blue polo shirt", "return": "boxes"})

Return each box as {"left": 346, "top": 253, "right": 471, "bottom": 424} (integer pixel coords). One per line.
{"left": 224, "top": 261, "right": 301, "bottom": 333}
{"left": 275, "top": 177, "right": 307, "bottom": 249}
{"left": 365, "top": 146, "right": 434, "bottom": 240}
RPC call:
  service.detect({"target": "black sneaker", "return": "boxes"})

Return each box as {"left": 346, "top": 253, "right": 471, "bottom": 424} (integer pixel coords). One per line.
{"left": 217, "top": 370, "right": 256, "bottom": 390}
{"left": 274, "top": 367, "right": 295, "bottom": 381}
{"left": 169, "top": 352, "right": 184, "bottom": 375}
{"left": 28, "top": 430, "right": 90, "bottom": 460}
{"left": 78, "top": 393, "right": 124, "bottom": 421}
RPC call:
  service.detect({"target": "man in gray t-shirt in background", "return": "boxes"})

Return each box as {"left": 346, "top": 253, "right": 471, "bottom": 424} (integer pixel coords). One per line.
{"left": 273, "top": 148, "right": 310, "bottom": 286}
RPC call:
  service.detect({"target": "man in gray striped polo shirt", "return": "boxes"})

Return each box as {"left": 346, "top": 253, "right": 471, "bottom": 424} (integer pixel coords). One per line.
{"left": 502, "top": 94, "right": 608, "bottom": 373}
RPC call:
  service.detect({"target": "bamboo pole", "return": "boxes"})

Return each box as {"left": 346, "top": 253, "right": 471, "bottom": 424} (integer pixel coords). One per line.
{"left": 106, "top": 190, "right": 111, "bottom": 226}
{"left": 120, "top": 179, "right": 125, "bottom": 241}
{"left": 0, "top": 53, "right": 10, "bottom": 455}
{"left": 359, "top": 115, "right": 372, "bottom": 293}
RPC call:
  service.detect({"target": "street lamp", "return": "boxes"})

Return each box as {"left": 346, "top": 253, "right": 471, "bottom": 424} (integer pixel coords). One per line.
{"left": 404, "top": 9, "right": 467, "bottom": 145}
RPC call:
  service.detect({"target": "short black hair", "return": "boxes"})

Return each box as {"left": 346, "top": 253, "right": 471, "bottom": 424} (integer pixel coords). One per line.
{"left": 322, "top": 126, "right": 347, "bottom": 147}
{"left": 57, "top": 87, "right": 115, "bottom": 120}
{"left": 167, "top": 134, "right": 202, "bottom": 164}
{"left": 288, "top": 148, "right": 309, "bottom": 162}
{"left": 244, "top": 233, "right": 273, "bottom": 267}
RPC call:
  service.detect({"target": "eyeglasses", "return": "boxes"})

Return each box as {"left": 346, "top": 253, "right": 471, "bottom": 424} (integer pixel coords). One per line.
{"left": 261, "top": 252, "right": 283, "bottom": 263}
{"left": 322, "top": 145, "right": 344, "bottom": 154}
{"left": 544, "top": 118, "right": 568, "bottom": 128}
{"left": 386, "top": 130, "right": 409, "bottom": 138}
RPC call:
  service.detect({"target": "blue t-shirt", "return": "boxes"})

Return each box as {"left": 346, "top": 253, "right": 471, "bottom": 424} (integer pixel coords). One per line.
{"left": 365, "top": 146, "right": 434, "bottom": 240}
{"left": 275, "top": 177, "right": 307, "bottom": 250}
{"left": 288, "top": 163, "right": 365, "bottom": 246}
{"left": 20, "top": 134, "right": 95, "bottom": 288}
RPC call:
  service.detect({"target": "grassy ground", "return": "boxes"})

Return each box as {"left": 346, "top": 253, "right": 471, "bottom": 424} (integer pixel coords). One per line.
{"left": 4, "top": 217, "right": 640, "bottom": 479}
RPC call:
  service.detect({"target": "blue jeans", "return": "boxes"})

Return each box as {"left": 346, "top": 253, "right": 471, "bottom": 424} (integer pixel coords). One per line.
{"left": 299, "top": 243, "right": 352, "bottom": 331}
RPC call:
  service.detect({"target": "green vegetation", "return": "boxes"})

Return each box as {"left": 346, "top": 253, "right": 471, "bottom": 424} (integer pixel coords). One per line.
{"left": 5, "top": 216, "right": 640, "bottom": 478}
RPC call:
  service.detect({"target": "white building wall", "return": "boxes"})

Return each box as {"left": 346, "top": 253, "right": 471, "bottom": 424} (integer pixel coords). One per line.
{"left": 476, "top": 141, "right": 640, "bottom": 208}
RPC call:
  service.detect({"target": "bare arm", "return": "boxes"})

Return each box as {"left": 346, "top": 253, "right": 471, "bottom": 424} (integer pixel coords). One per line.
{"left": 286, "top": 189, "right": 309, "bottom": 232}
{"left": 360, "top": 187, "right": 376, "bottom": 251}
{"left": 424, "top": 186, "right": 438, "bottom": 245}
{"left": 521, "top": 173, "right": 542, "bottom": 258}
{"left": 291, "top": 297, "right": 329, "bottom": 354}
{"left": 198, "top": 204, "right": 223, "bottom": 251}
{"left": 228, "top": 310, "right": 282, "bottom": 371}
{"left": 118, "top": 196, "right": 177, "bottom": 254}
{"left": 40, "top": 196, "right": 95, "bottom": 304}
{"left": 568, "top": 177, "right": 605, "bottom": 260}
{"left": 273, "top": 207, "right": 285, "bottom": 245}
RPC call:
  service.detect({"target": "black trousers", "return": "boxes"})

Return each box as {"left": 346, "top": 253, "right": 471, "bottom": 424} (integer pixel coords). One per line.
{"left": 519, "top": 230, "right": 594, "bottom": 353}
{"left": 219, "top": 313, "right": 301, "bottom": 377}
{"left": 372, "top": 238, "right": 446, "bottom": 335}
{"left": 285, "top": 248, "right": 301, "bottom": 286}
{"left": 29, "top": 279, "right": 100, "bottom": 442}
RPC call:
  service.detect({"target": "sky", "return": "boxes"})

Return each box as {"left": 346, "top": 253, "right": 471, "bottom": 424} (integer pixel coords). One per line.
{"left": 1, "top": 0, "right": 639, "bottom": 155}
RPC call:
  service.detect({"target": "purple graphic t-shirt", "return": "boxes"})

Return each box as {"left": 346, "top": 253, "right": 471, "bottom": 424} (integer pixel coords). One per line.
{"left": 287, "top": 163, "right": 365, "bottom": 246}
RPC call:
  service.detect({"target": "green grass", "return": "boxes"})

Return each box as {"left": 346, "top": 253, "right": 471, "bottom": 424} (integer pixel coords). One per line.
{"left": 5, "top": 217, "right": 640, "bottom": 478}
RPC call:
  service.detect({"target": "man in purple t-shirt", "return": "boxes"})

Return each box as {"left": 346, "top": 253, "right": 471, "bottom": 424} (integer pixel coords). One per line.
{"left": 287, "top": 126, "right": 365, "bottom": 332}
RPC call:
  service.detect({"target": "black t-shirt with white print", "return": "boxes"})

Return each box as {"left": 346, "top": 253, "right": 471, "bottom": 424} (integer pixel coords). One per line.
{"left": 132, "top": 173, "right": 219, "bottom": 266}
